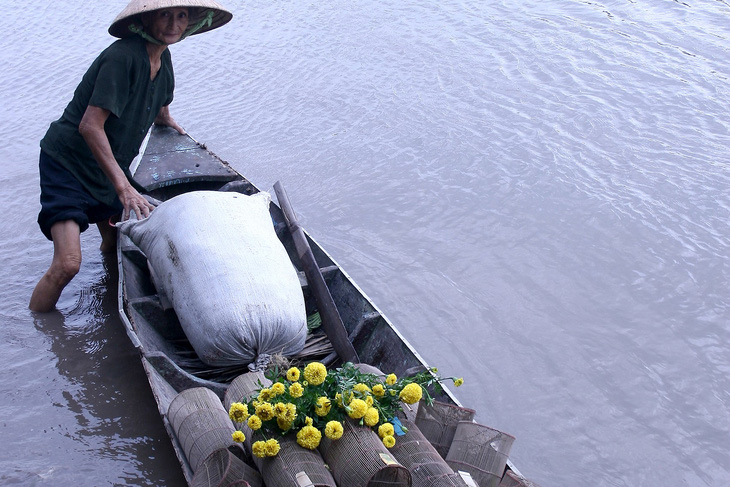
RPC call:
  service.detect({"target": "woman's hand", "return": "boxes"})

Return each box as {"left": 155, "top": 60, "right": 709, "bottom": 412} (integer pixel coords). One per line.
{"left": 118, "top": 185, "right": 156, "bottom": 220}
{"left": 154, "top": 105, "right": 186, "bottom": 134}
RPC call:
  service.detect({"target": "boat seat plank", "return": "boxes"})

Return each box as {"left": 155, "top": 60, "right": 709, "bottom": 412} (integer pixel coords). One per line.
{"left": 218, "top": 179, "right": 258, "bottom": 195}
{"left": 128, "top": 296, "right": 187, "bottom": 342}
{"left": 121, "top": 247, "right": 147, "bottom": 271}
{"left": 146, "top": 351, "right": 227, "bottom": 399}
{"left": 135, "top": 147, "right": 239, "bottom": 191}
{"left": 121, "top": 255, "right": 156, "bottom": 300}
{"left": 348, "top": 311, "right": 381, "bottom": 343}
{"left": 142, "top": 127, "right": 199, "bottom": 155}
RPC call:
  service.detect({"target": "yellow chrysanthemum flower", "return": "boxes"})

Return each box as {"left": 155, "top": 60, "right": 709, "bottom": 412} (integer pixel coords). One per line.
{"left": 315, "top": 397, "right": 332, "bottom": 417}
{"left": 289, "top": 382, "right": 304, "bottom": 398}
{"left": 228, "top": 402, "right": 249, "bottom": 423}
{"left": 365, "top": 395, "right": 374, "bottom": 407}
{"left": 231, "top": 430, "right": 245, "bottom": 443}
{"left": 284, "top": 403, "right": 297, "bottom": 422}
{"left": 265, "top": 438, "right": 281, "bottom": 456}
{"left": 258, "top": 388, "right": 273, "bottom": 402}
{"left": 252, "top": 440, "right": 267, "bottom": 458}
{"left": 353, "top": 383, "right": 371, "bottom": 394}
{"left": 378, "top": 423, "right": 394, "bottom": 439}
{"left": 383, "top": 435, "right": 396, "bottom": 448}
{"left": 303, "top": 362, "right": 327, "bottom": 386}
{"left": 399, "top": 383, "right": 423, "bottom": 404}
{"left": 247, "top": 415, "right": 262, "bottom": 431}
{"left": 271, "top": 382, "right": 286, "bottom": 396}
{"left": 347, "top": 398, "right": 368, "bottom": 419}
{"left": 364, "top": 407, "right": 379, "bottom": 427}
{"left": 385, "top": 374, "right": 397, "bottom": 385}
{"left": 255, "top": 402, "right": 275, "bottom": 421}
{"left": 277, "top": 417, "right": 292, "bottom": 431}
{"left": 372, "top": 384, "right": 385, "bottom": 398}
{"left": 454, "top": 377, "right": 464, "bottom": 387}
{"left": 273, "top": 402, "right": 288, "bottom": 418}
{"left": 296, "top": 425, "right": 322, "bottom": 450}
{"left": 286, "top": 367, "right": 301, "bottom": 382}
{"left": 324, "top": 421, "right": 344, "bottom": 440}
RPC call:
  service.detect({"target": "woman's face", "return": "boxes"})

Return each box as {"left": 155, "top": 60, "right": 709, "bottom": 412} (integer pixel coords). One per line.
{"left": 145, "top": 8, "right": 190, "bottom": 45}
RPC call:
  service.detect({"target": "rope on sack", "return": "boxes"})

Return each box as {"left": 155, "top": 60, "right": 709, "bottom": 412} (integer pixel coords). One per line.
{"left": 248, "top": 353, "right": 272, "bottom": 372}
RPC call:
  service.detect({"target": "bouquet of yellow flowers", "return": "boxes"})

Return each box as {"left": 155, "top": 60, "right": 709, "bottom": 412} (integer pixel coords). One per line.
{"left": 228, "top": 361, "right": 463, "bottom": 457}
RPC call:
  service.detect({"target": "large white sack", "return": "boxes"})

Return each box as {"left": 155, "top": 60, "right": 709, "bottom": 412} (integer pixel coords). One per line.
{"left": 118, "top": 191, "right": 307, "bottom": 367}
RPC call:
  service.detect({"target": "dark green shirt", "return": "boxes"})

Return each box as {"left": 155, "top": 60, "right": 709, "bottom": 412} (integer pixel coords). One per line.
{"left": 41, "top": 35, "right": 174, "bottom": 206}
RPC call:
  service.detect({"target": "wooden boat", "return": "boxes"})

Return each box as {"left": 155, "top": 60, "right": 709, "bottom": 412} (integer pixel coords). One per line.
{"left": 117, "top": 125, "right": 528, "bottom": 486}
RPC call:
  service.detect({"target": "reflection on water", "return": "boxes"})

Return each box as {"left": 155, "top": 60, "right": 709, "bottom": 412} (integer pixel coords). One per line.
{"left": 0, "top": 258, "right": 185, "bottom": 486}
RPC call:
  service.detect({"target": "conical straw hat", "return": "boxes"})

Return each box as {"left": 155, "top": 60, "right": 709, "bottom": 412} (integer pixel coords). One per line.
{"left": 109, "top": 0, "right": 232, "bottom": 39}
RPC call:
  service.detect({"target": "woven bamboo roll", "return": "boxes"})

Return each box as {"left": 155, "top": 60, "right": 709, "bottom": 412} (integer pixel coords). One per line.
{"left": 249, "top": 432, "right": 336, "bottom": 487}
{"left": 191, "top": 448, "right": 263, "bottom": 487}
{"left": 445, "top": 421, "right": 515, "bottom": 487}
{"left": 319, "top": 419, "right": 411, "bottom": 487}
{"left": 354, "top": 363, "right": 386, "bottom": 377}
{"left": 168, "top": 387, "right": 239, "bottom": 473}
{"left": 390, "top": 418, "right": 469, "bottom": 487}
{"left": 169, "top": 387, "right": 226, "bottom": 426}
{"left": 224, "top": 372, "right": 271, "bottom": 410}
{"left": 180, "top": 409, "right": 239, "bottom": 472}
{"left": 415, "top": 400, "right": 476, "bottom": 458}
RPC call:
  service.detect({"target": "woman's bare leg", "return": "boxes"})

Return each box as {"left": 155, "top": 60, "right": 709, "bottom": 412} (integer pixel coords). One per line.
{"left": 29, "top": 220, "right": 82, "bottom": 312}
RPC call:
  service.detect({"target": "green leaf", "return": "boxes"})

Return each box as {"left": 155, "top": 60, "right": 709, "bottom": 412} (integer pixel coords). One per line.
{"left": 307, "top": 312, "right": 322, "bottom": 331}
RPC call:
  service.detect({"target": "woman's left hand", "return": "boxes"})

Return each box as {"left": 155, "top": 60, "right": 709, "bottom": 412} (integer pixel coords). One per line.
{"left": 154, "top": 105, "right": 186, "bottom": 134}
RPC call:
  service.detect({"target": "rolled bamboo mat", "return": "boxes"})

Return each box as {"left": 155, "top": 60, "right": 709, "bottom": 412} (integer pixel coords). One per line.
{"left": 192, "top": 448, "right": 262, "bottom": 487}
{"left": 390, "top": 418, "right": 469, "bottom": 487}
{"left": 445, "top": 421, "right": 515, "bottom": 487}
{"left": 415, "top": 400, "right": 476, "bottom": 458}
{"left": 319, "top": 419, "right": 411, "bottom": 487}
{"left": 168, "top": 387, "right": 240, "bottom": 473}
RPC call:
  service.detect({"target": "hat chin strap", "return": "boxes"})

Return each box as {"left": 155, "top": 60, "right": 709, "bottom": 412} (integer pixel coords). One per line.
{"left": 180, "top": 10, "right": 214, "bottom": 40}
{"left": 127, "top": 10, "right": 214, "bottom": 45}
{"left": 128, "top": 23, "right": 165, "bottom": 45}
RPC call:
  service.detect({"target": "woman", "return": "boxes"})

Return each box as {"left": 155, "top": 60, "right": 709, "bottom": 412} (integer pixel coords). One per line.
{"left": 30, "top": 0, "right": 232, "bottom": 312}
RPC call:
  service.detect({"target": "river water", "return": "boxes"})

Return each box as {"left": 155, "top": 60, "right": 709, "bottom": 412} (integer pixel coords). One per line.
{"left": 1, "top": 0, "right": 728, "bottom": 485}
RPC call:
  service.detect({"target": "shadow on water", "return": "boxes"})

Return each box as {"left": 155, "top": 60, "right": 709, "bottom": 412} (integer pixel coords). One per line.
{"left": 31, "top": 253, "right": 186, "bottom": 486}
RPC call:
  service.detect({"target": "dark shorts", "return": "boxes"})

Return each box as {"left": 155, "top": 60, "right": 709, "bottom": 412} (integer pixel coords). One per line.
{"left": 37, "top": 151, "right": 122, "bottom": 241}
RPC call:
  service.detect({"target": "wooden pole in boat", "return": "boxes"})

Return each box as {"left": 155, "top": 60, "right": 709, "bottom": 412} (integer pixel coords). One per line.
{"left": 273, "top": 181, "right": 360, "bottom": 364}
